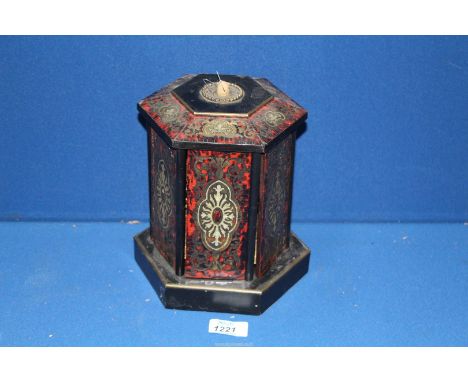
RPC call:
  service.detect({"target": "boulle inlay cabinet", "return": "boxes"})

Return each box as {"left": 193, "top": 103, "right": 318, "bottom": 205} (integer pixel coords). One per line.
{"left": 134, "top": 74, "right": 310, "bottom": 315}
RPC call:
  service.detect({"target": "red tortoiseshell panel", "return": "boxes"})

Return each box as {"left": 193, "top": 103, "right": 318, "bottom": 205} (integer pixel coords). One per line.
{"left": 138, "top": 75, "right": 195, "bottom": 140}
{"left": 148, "top": 128, "right": 178, "bottom": 268}
{"left": 175, "top": 116, "right": 264, "bottom": 148}
{"left": 256, "top": 134, "right": 294, "bottom": 277}
{"left": 185, "top": 150, "right": 252, "bottom": 280}
{"left": 247, "top": 97, "right": 305, "bottom": 145}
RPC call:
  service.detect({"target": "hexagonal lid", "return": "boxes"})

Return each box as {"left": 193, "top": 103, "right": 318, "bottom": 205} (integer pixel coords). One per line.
{"left": 137, "top": 74, "right": 307, "bottom": 153}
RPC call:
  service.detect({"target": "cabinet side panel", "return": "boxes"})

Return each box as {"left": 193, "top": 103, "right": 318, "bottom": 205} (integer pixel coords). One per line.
{"left": 256, "top": 134, "right": 294, "bottom": 277}
{"left": 148, "top": 128, "right": 178, "bottom": 268}
{"left": 185, "top": 150, "right": 252, "bottom": 280}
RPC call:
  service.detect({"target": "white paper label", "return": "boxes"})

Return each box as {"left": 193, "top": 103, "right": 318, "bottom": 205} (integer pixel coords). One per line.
{"left": 208, "top": 319, "right": 249, "bottom": 337}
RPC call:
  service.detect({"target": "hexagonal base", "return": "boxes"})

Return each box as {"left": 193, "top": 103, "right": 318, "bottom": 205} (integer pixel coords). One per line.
{"left": 134, "top": 228, "right": 310, "bottom": 315}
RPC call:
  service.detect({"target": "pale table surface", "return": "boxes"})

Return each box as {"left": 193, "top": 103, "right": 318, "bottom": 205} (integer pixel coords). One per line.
{"left": 1, "top": 222, "right": 467, "bottom": 346}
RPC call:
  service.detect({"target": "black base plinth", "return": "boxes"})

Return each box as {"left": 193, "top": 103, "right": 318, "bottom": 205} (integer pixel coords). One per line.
{"left": 134, "top": 228, "right": 310, "bottom": 315}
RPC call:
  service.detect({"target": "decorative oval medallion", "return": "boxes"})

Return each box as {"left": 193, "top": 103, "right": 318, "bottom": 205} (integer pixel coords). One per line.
{"left": 156, "top": 159, "right": 173, "bottom": 229}
{"left": 202, "top": 120, "right": 238, "bottom": 138}
{"left": 157, "top": 104, "right": 179, "bottom": 123}
{"left": 196, "top": 179, "right": 240, "bottom": 252}
{"left": 263, "top": 110, "right": 286, "bottom": 127}
{"left": 267, "top": 172, "right": 284, "bottom": 234}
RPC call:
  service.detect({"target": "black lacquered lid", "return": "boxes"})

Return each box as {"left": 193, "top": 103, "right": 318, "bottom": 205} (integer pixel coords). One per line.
{"left": 138, "top": 74, "right": 307, "bottom": 153}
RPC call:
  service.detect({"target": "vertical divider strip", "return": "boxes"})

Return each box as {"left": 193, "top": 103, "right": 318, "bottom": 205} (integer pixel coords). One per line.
{"left": 286, "top": 133, "right": 296, "bottom": 248}
{"left": 175, "top": 149, "right": 187, "bottom": 276}
{"left": 246, "top": 152, "right": 261, "bottom": 281}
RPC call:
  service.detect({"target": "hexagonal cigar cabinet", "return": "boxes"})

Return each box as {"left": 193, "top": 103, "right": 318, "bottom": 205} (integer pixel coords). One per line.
{"left": 134, "top": 74, "right": 310, "bottom": 315}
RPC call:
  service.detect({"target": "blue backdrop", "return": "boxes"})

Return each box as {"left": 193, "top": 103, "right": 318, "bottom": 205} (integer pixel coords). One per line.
{"left": 1, "top": 36, "right": 467, "bottom": 222}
